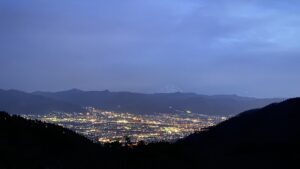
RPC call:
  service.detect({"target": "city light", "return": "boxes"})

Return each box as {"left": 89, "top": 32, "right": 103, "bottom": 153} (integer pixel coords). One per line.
{"left": 22, "top": 108, "right": 227, "bottom": 144}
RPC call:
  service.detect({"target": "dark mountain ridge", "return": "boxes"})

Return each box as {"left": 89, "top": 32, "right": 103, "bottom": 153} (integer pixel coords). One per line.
{"left": 0, "top": 88, "right": 282, "bottom": 115}
{"left": 0, "top": 98, "right": 298, "bottom": 169}
{"left": 0, "top": 89, "right": 83, "bottom": 114}
{"left": 0, "top": 111, "right": 103, "bottom": 169}
{"left": 174, "top": 98, "right": 299, "bottom": 168}
{"left": 32, "top": 88, "right": 282, "bottom": 115}
{"left": 183, "top": 98, "right": 298, "bottom": 144}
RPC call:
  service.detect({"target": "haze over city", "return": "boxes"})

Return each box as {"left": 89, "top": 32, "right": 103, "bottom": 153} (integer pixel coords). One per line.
{"left": 1, "top": 0, "right": 300, "bottom": 98}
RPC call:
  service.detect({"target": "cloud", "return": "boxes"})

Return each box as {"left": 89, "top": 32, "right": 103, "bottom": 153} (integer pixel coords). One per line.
{"left": 0, "top": 0, "right": 300, "bottom": 97}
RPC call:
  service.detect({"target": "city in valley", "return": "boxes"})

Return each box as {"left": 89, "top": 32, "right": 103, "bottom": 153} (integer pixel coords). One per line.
{"left": 22, "top": 108, "right": 228, "bottom": 144}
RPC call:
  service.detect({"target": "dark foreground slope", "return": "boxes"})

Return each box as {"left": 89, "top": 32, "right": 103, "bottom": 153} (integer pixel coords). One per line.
{"left": 123, "top": 98, "right": 299, "bottom": 169}
{"left": 0, "top": 112, "right": 114, "bottom": 169}
{"left": 0, "top": 98, "right": 298, "bottom": 169}
{"left": 177, "top": 97, "right": 300, "bottom": 168}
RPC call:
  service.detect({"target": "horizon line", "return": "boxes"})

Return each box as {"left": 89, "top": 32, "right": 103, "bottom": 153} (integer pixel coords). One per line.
{"left": 0, "top": 88, "right": 286, "bottom": 100}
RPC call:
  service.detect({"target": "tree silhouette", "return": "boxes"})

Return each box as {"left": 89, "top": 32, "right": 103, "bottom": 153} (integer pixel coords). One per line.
{"left": 124, "top": 135, "right": 132, "bottom": 147}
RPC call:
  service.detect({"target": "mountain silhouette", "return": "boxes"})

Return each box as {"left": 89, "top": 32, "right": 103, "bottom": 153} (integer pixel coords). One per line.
{"left": 174, "top": 97, "right": 299, "bottom": 168}
{"left": 0, "top": 89, "right": 83, "bottom": 114}
{"left": 33, "top": 89, "right": 282, "bottom": 115}
{"left": 0, "top": 111, "right": 103, "bottom": 169}
{"left": 117, "top": 98, "right": 298, "bottom": 169}
{"left": 0, "top": 98, "right": 298, "bottom": 169}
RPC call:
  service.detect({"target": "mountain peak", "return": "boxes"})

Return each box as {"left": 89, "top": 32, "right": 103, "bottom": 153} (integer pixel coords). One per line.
{"left": 67, "top": 88, "right": 83, "bottom": 92}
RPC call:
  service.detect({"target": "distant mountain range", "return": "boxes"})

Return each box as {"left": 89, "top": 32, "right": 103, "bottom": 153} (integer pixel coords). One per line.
{"left": 0, "top": 98, "right": 298, "bottom": 169}
{"left": 0, "top": 89, "right": 83, "bottom": 114}
{"left": 0, "top": 88, "right": 283, "bottom": 115}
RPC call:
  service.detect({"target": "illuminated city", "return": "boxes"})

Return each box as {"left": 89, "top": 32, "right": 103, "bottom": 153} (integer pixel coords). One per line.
{"left": 22, "top": 108, "right": 228, "bottom": 144}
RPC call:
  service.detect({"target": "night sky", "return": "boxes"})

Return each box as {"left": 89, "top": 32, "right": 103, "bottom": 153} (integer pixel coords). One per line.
{"left": 1, "top": 0, "right": 300, "bottom": 98}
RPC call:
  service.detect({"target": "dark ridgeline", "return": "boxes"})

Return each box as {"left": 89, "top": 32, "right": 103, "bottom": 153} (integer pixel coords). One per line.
{"left": 0, "top": 98, "right": 298, "bottom": 169}
{"left": 1, "top": 88, "right": 282, "bottom": 115}
{"left": 176, "top": 98, "right": 299, "bottom": 169}
{"left": 33, "top": 89, "right": 282, "bottom": 115}
{"left": 0, "top": 89, "right": 83, "bottom": 114}
{"left": 0, "top": 111, "right": 120, "bottom": 169}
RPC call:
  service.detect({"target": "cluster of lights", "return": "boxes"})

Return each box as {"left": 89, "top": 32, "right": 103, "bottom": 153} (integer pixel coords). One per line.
{"left": 23, "top": 108, "right": 227, "bottom": 143}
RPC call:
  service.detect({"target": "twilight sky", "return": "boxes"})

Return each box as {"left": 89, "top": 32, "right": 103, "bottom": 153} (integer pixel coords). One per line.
{"left": 1, "top": 0, "right": 300, "bottom": 98}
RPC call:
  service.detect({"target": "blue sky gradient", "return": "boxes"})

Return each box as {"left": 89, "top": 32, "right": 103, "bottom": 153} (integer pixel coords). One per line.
{"left": 1, "top": 0, "right": 300, "bottom": 97}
